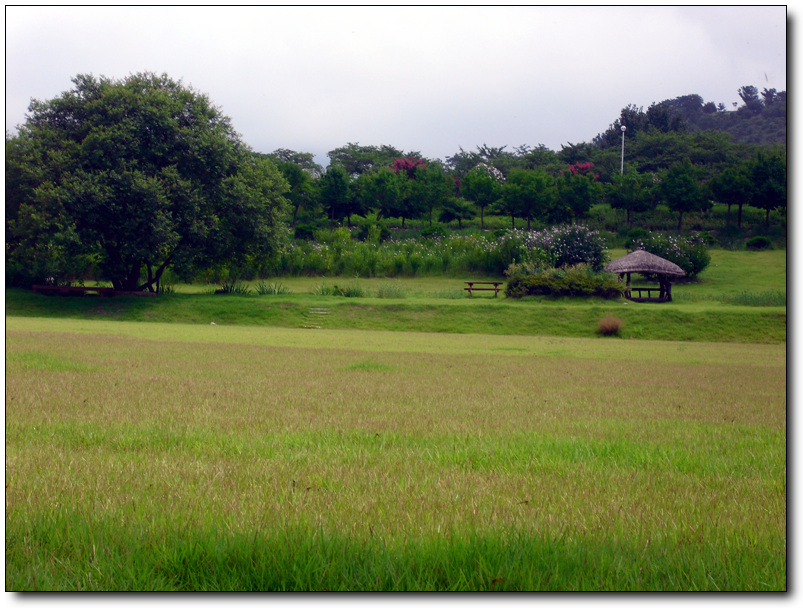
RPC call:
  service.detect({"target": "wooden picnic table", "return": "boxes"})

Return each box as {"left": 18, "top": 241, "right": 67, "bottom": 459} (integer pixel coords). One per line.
{"left": 464, "top": 281, "right": 503, "bottom": 297}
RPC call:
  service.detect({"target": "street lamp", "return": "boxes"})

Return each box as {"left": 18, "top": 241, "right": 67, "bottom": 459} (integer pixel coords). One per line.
{"left": 620, "top": 125, "right": 627, "bottom": 174}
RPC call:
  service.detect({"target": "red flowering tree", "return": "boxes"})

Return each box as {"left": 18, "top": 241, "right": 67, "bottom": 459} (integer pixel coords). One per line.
{"left": 568, "top": 161, "right": 599, "bottom": 180}
{"left": 391, "top": 156, "right": 427, "bottom": 179}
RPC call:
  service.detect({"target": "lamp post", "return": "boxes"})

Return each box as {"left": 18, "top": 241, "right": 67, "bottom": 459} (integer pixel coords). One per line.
{"left": 620, "top": 125, "right": 627, "bottom": 174}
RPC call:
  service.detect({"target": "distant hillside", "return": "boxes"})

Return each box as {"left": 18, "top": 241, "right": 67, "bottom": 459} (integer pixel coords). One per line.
{"left": 593, "top": 86, "right": 786, "bottom": 149}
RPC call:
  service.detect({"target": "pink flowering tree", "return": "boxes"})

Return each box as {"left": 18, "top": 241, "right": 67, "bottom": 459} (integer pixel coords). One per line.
{"left": 391, "top": 156, "right": 427, "bottom": 179}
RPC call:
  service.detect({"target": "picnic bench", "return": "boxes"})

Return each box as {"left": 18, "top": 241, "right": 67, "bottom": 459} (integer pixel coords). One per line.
{"left": 32, "top": 285, "right": 157, "bottom": 297}
{"left": 625, "top": 286, "right": 670, "bottom": 303}
{"left": 464, "top": 281, "right": 504, "bottom": 297}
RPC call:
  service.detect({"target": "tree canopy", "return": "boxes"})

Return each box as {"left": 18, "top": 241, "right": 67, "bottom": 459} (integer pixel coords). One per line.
{"left": 6, "top": 72, "right": 288, "bottom": 290}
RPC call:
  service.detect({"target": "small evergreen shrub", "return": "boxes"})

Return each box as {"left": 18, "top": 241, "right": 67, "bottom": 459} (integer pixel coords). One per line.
{"left": 505, "top": 264, "right": 624, "bottom": 299}
{"left": 597, "top": 314, "right": 623, "bottom": 336}
{"left": 745, "top": 236, "right": 773, "bottom": 251}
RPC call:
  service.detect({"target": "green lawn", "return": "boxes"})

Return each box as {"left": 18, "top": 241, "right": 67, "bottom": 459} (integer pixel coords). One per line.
{"left": 5, "top": 317, "right": 786, "bottom": 590}
{"left": 4, "top": 249, "right": 787, "bottom": 590}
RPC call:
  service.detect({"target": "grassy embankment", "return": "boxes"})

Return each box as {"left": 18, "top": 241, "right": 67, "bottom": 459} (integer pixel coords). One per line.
{"left": 5, "top": 249, "right": 786, "bottom": 590}
{"left": 4, "top": 250, "right": 787, "bottom": 343}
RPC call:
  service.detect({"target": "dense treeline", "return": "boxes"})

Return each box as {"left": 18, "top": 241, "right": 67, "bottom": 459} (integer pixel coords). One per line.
{"left": 5, "top": 75, "right": 786, "bottom": 290}
{"left": 268, "top": 85, "right": 786, "bottom": 242}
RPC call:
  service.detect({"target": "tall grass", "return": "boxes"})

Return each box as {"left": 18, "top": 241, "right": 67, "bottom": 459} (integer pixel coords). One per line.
{"left": 724, "top": 290, "right": 786, "bottom": 307}
{"left": 254, "top": 281, "right": 291, "bottom": 295}
{"left": 5, "top": 318, "right": 787, "bottom": 590}
{"left": 263, "top": 229, "right": 551, "bottom": 277}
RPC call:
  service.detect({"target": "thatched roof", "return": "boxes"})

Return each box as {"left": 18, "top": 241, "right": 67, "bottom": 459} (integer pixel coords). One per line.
{"left": 604, "top": 249, "right": 686, "bottom": 277}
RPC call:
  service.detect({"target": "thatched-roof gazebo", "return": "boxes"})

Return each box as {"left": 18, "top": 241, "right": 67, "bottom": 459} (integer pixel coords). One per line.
{"left": 604, "top": 249, "right": 685, "bottom": 302}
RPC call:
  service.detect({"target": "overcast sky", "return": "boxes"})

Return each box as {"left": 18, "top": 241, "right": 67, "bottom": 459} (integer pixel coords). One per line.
{"left": 5, "top": 5, "right": 787, "bottom": 168}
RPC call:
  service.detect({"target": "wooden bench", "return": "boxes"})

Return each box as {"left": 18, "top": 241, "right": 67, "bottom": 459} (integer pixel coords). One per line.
{"left": 626, "top": 287, "right": 669, "bottom": 302}
{"left": 464, "top": 281, "right": 503, "bottom": 297}
{"left": 32, "top": 285, "right": 157, "bottom": 297}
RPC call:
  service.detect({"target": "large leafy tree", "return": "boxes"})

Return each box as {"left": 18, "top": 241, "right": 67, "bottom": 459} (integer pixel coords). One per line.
{"left": 326, "top": 143, "right": 407, "bottom": 178}
{"left": 6, "top": 72, "right": 288, "bottom": 290}
{"left": 553, "top": 162, "right": 602, "bottom": 224}
{"left": 461, "top": 164, "right": 503, "bottom": 229}
{"left": 709, "top": 163, "right": 752, "bottom": 228}
{"left": 318, "top": 164, "right": 356, "bottom": 226}
{"left": 273, "top": 160, "right": 318, "bottom": 227}
{"left": 659, "top": 159, "right": 710, "bottom": 234}
{"left": 606, "top": 170, "right": 657, "bottom": 228}
{"left": 356, "top": 167, "right": 407, "bottom": 224}
{"left": 408, "top": 163, "right": 454, "bottom": 225}
{"left": 748, "top": 151, "right": 787, "bottom": 228}
{"left": 500, "top": 168, "right": 554, "bottom": 230}
{"left": 267, "top": 148, "right": 323, "bottom": 177}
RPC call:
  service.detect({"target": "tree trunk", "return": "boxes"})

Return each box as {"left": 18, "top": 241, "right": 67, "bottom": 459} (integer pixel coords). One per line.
{"left": 123, "top": 260, "right": 142, "bottom": 291}
{"left": 737, "top": 203, "right": 743, "bottom": 229}
{"left": 677, "top": 211, "right": 684, "bottom": 235}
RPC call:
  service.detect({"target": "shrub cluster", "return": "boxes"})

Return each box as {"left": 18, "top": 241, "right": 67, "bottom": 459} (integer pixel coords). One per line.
{"left": 626, "top": 231, "right": 711, "bottom": 278}
{"left": 745, "top": 236, "right": 773, "bottom": 251}
{"left": 505, "top": 264, "right": 624, "bottom": 299}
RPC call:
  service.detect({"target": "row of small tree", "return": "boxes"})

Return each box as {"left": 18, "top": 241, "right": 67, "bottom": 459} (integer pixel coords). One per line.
{"left": 273, "top": 147, "right": 786, "bottom": 236}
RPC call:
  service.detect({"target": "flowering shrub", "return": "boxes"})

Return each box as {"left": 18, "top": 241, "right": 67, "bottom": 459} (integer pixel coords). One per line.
{"left": 627, "top": 231, "right": 711, "bottom": 278}
{"left": 521, "top": 224, "right": 609, "bottom": 271}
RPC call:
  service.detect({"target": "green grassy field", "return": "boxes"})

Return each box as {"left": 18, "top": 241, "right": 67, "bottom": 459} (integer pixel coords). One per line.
{"left": 4, "top": 249, "right": 787, "bottom": 590}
